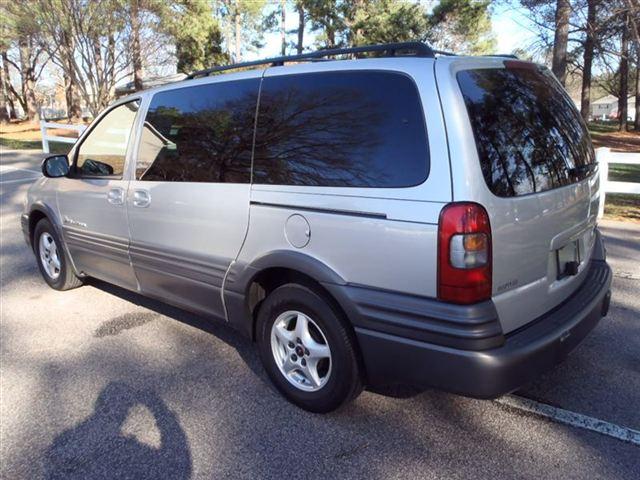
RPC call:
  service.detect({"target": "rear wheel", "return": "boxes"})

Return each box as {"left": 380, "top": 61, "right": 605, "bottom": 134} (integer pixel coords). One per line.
{"left": 257, "top": 283, "right": 362, "bottom": 413}
{"left": 33, "top": 219, "right": 82, "bottom": 291}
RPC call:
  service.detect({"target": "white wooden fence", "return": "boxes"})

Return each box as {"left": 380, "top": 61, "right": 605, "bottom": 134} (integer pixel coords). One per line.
{"left": 40, "top": 121, "right": 87, "bottom": 154}
{"left": 596, "top": 147, "right": 640, "bottom": 218}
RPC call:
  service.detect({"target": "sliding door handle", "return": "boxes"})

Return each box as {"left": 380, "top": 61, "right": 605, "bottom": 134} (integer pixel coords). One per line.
{"left": 133, "top": 189, "right": 151, "bottom": 208}
{"left": 107, "top": 188, "right": 124, "bottom": 205}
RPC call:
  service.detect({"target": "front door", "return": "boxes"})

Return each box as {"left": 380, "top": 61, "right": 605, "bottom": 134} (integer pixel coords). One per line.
{"left": 126, "top": 76, "right": 260, "bottom": 318}
{"left": 57, "top": 100, "right": 141, "bottom": 290}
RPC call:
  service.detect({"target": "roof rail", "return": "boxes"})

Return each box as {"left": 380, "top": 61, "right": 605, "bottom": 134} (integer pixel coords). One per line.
{"left": 433, "top": 49, "right": 457, "bottom": 56}
{"left": 187, "top": 41, "right": 435, "bottom": 79}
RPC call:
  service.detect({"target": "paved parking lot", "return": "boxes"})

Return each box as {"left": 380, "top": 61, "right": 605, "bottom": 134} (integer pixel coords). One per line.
{"left": 1, "top": 149, "right": 639, "bottom": 479}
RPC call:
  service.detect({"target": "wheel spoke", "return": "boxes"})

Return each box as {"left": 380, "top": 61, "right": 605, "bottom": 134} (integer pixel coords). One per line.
{"left": 294, "top": 313, "right": 313, "bottom": 344}
{"left": 274, "top": 323, "right": 294, "bottom": 345}
{"left": 51, "top": 252, "right": 61, "bottom": 270}
{"left": 281, "top": 354, "right": 296, "bottom": 375}
{"left": 303, "top": 358, "right": 322, "bottom": 387}
{"left": 305, "top": 337, "right": 330, "bottom": 360}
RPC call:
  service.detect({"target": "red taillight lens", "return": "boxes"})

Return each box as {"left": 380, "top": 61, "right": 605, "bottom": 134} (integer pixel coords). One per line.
{"left": 438, "top": 202, "right": 492, "bottom": 304}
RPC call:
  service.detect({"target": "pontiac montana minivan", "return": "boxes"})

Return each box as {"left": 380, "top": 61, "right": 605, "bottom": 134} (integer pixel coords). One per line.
{"left": 22, "top": 43, "right": 612, "bottom": 412}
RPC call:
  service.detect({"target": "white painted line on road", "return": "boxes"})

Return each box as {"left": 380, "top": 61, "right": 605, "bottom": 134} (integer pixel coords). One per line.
{"left": 0, "top": 166, "right": 41, "bottom": 174}
{"left": 496, "top": 395, "right": 640, "bottom": 446}
{"left": 0, "top": 177, "right": 39, "bottom": 185}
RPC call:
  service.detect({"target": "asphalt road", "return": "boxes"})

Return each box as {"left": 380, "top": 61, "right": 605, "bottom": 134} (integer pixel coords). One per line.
{"left": 1, "top": 149, "right": 639, "bottom": 479}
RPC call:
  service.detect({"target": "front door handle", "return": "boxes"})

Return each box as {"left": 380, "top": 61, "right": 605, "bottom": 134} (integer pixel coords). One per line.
{"left": 133, "top": 189, "right": 151, "bottom": 208}
{"left": 107, "top": 188, "right": 124, "bottom": 205}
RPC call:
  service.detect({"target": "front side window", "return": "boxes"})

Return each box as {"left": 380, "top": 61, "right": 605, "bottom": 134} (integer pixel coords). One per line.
{"left": 253, "top": 71, "right": 430, "bottom": 188}
{"left": 75, "top": 101, "right": 140, "bottom": 177}
{"left": 136, "top": 79, "right": 260, "bottom": 183}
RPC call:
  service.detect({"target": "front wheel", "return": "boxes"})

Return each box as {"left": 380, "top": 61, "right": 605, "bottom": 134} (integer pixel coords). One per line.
{"left": 33, "top": 218, "right": 82, "bottom": 291}
{"left": 257, "top": 283, "right": 363, "bottom": 413}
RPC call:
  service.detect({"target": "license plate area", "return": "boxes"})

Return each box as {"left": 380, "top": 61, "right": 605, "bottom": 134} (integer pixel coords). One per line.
{"left": 556, "top": 240, "right": 580, "bottom": 279}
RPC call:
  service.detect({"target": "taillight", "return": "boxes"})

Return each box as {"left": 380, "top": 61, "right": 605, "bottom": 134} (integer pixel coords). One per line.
{"left": 438, "top": 202, "right": 492, "bottom": 304}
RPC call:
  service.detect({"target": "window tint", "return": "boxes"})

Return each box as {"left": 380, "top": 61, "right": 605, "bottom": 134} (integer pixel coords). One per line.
{"left": 457, "top": 66, "right": 596, "bottom": 197}
{"left": 253, "top": 71, "right": 429, "bottom": 187}
{"left": 136, "top": 79, "right": 259, "bottom": 183}
{"left": 76, "top": 101, "right": 139, "bottom": 177}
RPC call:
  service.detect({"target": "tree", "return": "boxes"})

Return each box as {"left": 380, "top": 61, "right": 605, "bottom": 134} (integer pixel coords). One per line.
{"left": 215, "top": 0, "right": 267, "bottom": 62}
{"left": 130, "top": 0, "right": 144, "bottom": 91}
{"left": 427, "top": 0, "right": 496, "bottom": 55}
{"left": 280, "top": 0, "right": 287, "bottom": 55}
{"left": 349, "top": 0, "right": 430, "bottom": 46}
{"left": 0, "top": 57, "right": 9, "bottom": 122}
{"left": 304, "top": 0, "right": 349, "bottom": 48}
{"left": 1, "top": 1, "right": 50, "bottom": 121}
{"left": 166, "top": 0, "right": 227, "bottom": 73}
{"left": 296, "top": 1, "right": 305, "bottom": 54}
{"left": 580, "top": 0, "right": 598, "bottom": 120}
{"left": 619, "top": 11, "right": 630, "bottom": 130}
{"left": 552, "top": 0, "right": 571, "bottom": 85}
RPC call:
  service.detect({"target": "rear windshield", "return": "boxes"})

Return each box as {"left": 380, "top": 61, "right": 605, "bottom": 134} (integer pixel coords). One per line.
{"left": 457, "top": 65, "right": 596, "bottom": 197}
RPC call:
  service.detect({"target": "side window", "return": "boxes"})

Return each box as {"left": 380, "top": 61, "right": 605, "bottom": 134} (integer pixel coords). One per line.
{"left": 136, "top": 79, "right": 260, "bottom": 183}
{"left": 253, "top": 71, "right": 429, "bottom": 187}
{"left": 76, "top": 101, "right": 140, "bottom": 177}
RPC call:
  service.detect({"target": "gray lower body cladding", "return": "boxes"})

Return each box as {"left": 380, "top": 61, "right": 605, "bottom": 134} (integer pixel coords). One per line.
{"left": 351, "top": 257, "right": 612, "bottom": 398}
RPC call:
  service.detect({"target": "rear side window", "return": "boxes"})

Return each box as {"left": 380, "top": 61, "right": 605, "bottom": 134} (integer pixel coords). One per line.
{"left": 457, "top": 65, "right": 595, "bottom": 197}
{"left": 253, "top": 71, "right": 429, "bottom": 187}
{"left": 136, "top": 79, "right": 260, "bottom": 183}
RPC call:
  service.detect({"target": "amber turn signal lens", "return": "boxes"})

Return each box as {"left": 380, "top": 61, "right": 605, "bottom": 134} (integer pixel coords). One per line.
{"left": 463, "top": 233, "right": 487, "bottom": 251}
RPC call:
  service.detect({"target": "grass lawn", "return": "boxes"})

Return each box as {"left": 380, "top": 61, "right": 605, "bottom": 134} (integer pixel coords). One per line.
{"left": 0, "top": 136, "right": 70, "bottom": 154}
{"left": 588, "top": 122, "right": 640, "bottom": 153}
{"left": 609, "top": 163, "right": 640, "bottom": 183}
{"left": 605, "top": 163, "right": 640, "bottom": 222}
{"left": 604, "top": 194, "right": 640, "bottom": 222}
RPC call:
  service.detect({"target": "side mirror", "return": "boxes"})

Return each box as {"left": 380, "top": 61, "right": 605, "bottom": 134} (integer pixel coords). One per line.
{"left": 42, "top": 155, "right": 70, "bottom": 178}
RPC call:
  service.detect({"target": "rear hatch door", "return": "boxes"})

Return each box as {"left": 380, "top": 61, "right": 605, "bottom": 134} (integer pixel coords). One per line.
{"left": 440, "top": 59, "right": 599, "bottom": 333}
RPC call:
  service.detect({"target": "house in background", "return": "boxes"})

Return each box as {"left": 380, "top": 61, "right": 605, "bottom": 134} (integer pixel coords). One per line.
{"left": 590, "top": 95, "right": 636, "bottom": 121}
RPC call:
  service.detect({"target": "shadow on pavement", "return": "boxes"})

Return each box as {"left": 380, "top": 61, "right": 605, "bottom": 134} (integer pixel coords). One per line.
{"left": 44, "top": 381, "right": 192, "bottom": 480}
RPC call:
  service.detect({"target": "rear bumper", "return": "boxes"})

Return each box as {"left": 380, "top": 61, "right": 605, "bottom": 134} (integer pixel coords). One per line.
{"left": 348, "top": 256, "right": 612, "bottom": 399}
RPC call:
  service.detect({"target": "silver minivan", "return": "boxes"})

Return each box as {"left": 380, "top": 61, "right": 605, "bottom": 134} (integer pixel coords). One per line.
{"left": 22, "top": 43, "right": 612, "bottom": 412}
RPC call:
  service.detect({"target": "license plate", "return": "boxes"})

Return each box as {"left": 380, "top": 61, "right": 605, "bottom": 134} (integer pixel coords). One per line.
{"left": 556, "top": 240, "right": 580, "bottom": 279}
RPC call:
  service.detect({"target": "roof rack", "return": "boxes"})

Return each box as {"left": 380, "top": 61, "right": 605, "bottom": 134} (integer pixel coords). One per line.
{"left": 433, "top": 49, "right": 457, "bottom": 56}
{"left": 187, "top": 41, "right": 435, "bottom": 79}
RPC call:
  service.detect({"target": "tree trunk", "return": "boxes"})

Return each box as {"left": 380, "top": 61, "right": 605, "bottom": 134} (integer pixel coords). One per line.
{"left": 1, "top": 52, "right": 17, "bottom": 120}
{"left": 297, "top": 3, "right": 304, "bottom": 54}
{"left": 635, "top": 50, "right": 640, "bottom": 131}
{"left": 619, "top": 13, "right": 629, "bottom": 132}
{"left": 131, "top": 0, "right": 144, "bottom": 91}
{"left": 234, "top": 8, "right": 241, "bottom": 62}
{"left": 18, "top": 39, "right": 39, "bottom": 122}
{"left": 327, "top": 25, "right": 336, "bottom": 48}
{"left": 580, "top": 0, "right": 596, "bottom": 121}
{"left": 0, "top": 60, "right": 9, "bottom": 123}
{"left": 280, "top": 0, "right": 287, "bottom": 56}
{"left": 60, "top": 31, "right": 82, "bottom": 121}
{"left": 552, "top": 0, "right": 571, "bottom": 86}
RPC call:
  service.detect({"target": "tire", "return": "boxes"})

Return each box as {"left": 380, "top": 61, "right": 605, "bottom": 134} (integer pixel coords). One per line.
{"left": 33, "top": 218, "right": 83, "bottom": 291}
{"left": 257, "top": 283, "right": 363, "bottom": 413}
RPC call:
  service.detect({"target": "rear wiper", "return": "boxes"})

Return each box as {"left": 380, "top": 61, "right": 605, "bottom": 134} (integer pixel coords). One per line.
{"left": 568, "top": 164, "right": 596, "bottom": 177}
